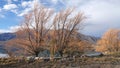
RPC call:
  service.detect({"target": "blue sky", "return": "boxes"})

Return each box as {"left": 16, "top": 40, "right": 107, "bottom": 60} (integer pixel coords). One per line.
{"left": 0, "top": 0, "right": 120, "bottom": 37}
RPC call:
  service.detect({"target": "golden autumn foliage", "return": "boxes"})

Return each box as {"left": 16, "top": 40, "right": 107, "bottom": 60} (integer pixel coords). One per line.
{"left": 78, "top": 41, "right": 94, "bottom": 52}
{"left": 62, "top": 40, "right": 93, "bottom": 56}
{"left": 45, "top": 7, "right": 85, "bottom": 56}
{"left": 96, "top": 29, "right": 120, "bottom": 53}
{"left": 5, "top": 3, "right": 85, "bottom": 57}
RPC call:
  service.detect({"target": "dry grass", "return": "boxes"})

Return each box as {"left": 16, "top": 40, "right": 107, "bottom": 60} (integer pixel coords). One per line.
{"left": 0, "top": 57, "right": 120, "bottom": 68}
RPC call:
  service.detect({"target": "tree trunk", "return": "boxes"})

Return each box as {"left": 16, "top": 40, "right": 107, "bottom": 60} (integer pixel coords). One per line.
{"left": 35, "top": 52, "right": 39, "bottom": 57}
{"left": 59, "top": 50, "right": 63, "bottom": 57}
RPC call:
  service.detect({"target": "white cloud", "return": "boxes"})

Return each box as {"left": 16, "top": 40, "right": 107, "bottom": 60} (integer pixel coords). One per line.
{"left": 1, "top": 0, "right": 120, "bottom": 36}
{"left": 9, "top": 25, "right": 21, "bottom": 32}
{"left": 18, "top": 0, "right": 37, "bottom": 16}
{"left": 3, "top": 4, "right": 18, "bottom": 10}
{"left": 21, "top": 1, "right": 32, "bottom": 8}
{"left": 2, "top": 0, "right": 35, "bottom": 16}
{"left": 18, "top": 8, "right": 32, "bottom": 16}
{"left": 0, "top": 29, "right": 12, "bottom": 33}
{"left": 11, "top": 9, "right": 18, "bottom": 14}
{"left": 61, "top": 0, "right": 120, "bottom": 36}
{"left": 17, "top": 0, "right": 120, "bottom": 36}
{"left": 79, "top": 0, "right": 120, "bottom": 36}
{"left": 0, "top": 25, "right": 21, "bottom": 33}
{"left": 79, "top": 0, "right": 120, "bottom": 22}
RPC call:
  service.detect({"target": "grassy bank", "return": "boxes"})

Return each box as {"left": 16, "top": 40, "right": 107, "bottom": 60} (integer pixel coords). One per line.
{"left": 1, "top": 56, "right": 120, "bottom": 68}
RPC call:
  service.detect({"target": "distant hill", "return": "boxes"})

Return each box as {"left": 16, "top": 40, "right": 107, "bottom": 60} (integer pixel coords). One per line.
{"left": 0, "top": 32, "right": 99, "bottom": 54}
{"left": 48, "top": 30, "right": 99, "bottom": 44}
{"left": 0, "top": 33, "right": 16, "bottom": 54}
{"left": 0, "top": 33, "right": 16, "bottom": 41}
{"left": 0, "top": 32, "right": 99, "bottom": 43}
{"left": 76, "top": 33, "right": 99, "bottom": 44}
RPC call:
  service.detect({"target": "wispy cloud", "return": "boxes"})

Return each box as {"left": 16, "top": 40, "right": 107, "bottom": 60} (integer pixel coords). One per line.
{"left": 21, "top": 1, "right": 33, "bottom": 8}
{"left": 0, "top": 0, "right": 120, "bottom": 36}
{"left": 0, "top": 29, "right": 12, "bottom": 33}
{"left": 3, "top": 4, "right": 18, "bottom": 10}
{"left": 0, "top": 25, "right": 21, "bottom": 33}
{"left": 0, "top": 8, "right": 5, "bottom": 18}
{"left": 9, "top": 25, "right": 21, "bottom": 32}
{"left": 18, "top": 7, "right": 32, "bottom": 16}
{"left": 78, "top": 0, "right": 120, "bottom": 36}
{"left": 18, "top": 0, "right": 35, "bottom": 16}
{"left": 58, "top": 0, "right": 120, "bottom": 36}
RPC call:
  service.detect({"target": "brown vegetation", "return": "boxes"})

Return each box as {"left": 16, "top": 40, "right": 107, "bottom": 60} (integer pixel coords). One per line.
{"left": 5, "top": 2, "right": 86, "bottom": 57}
{"left": 6, "top": 3, "right": 54, "bottom": 57}
{"left": 96, "top": 29, "right": 120, "bottom": 53}
{"left": 50, "top": 7, "right": 85, "bottom": 57}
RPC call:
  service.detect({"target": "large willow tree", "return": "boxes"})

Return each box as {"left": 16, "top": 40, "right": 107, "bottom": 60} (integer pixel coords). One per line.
{"left": 6, "top": 3, "right": 85, "bottom": 57}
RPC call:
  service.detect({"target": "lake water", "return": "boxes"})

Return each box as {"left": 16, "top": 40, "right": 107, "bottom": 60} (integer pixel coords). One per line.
{"left": 0, "top": 53, "right": 9, "bottom": 58}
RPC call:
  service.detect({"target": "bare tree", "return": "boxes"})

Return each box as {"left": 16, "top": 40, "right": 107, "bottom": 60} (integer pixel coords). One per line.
{"left": 96, "top": 29, "right": 120, "bottom": 53}
{"left": 14, "top": 3, "right": 53, "bottom": 57}
{"left": 6, "top": 3, "right": 85, "bottom": 57}
{"left": 51, "top": 8, "right": 85, "bottom": 57}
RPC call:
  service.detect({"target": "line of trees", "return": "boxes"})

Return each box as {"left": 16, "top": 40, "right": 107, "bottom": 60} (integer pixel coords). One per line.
{"left": 5, "top": 3, "right": 87, "bottom": 57}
